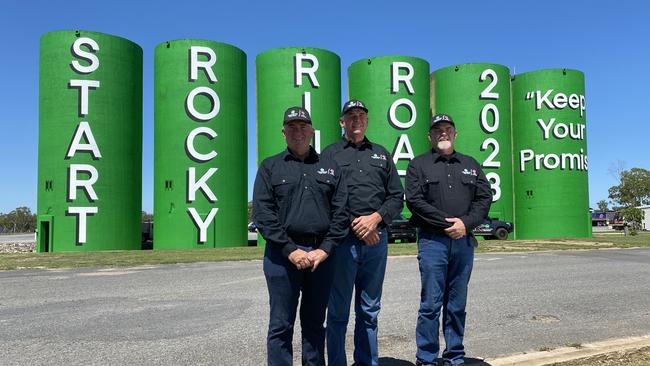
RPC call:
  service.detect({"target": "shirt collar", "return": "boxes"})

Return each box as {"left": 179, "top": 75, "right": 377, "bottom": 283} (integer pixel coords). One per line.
{"left": 283, "top": 146, "right": 319, "bottom": 162}
{"left": 342, "top": 136, "right": 372, "bottom": 149}
{"left": 431, "top": 149, "right": 459, "bottom": 163}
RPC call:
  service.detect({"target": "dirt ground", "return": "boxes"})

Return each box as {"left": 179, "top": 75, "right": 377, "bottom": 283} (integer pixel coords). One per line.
{"left": 547, "top": 346, "right": 650, "bottom": 366}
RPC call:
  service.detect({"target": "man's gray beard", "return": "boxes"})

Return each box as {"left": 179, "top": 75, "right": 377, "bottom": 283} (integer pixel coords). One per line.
{"left": 437, "top": 141, "right": 452, "bottom": 150}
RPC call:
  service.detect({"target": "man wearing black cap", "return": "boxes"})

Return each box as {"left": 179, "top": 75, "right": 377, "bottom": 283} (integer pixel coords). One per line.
{"left": 406, "top": 114, "right": 492, "bottom": 366}
{"left": 253, "top": 106, "right": 350, "bottom": 366}
{"left": 322, "top": 100, "right": 404, "bottom": 366}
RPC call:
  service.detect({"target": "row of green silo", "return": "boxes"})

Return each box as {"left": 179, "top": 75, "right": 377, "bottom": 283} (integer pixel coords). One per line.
{"left": 432, "top": 66, "right": 589, "bottom": 239}
{"left": 37, "top": 29, "right": 589, "bottom": 252}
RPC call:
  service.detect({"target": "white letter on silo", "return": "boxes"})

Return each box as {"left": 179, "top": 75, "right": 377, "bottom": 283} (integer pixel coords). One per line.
{"left": 190, "top": 46, "right": 217, "bottom": 83}
{"left": 391, "top": 62, "right": 414, "bottom": 94}
{"left": 71, "top": 37, "right": 100, "bottom": 74}
{"left": 68, "top": 164, "right": 99, "bottom": 201}
{"left": 67, "top": 206, "right": 98, "bottom": 244}
{"left": 188, "top": 208, "right": 218, "bottom": 243}
{"left": 67, "top": 122, "right": 102, "bottom": 159}
{"left": 295, "top": 53, "right": 320, "bottom": 87}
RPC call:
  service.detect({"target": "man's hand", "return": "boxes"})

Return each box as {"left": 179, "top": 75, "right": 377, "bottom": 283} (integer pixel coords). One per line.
{"left": 444, "top": 218, "right": 467, "bottom": 240}
{"left": 288, "top": 249, "right": 313, "bottom": 270}
{"left": 361, "top": 228, "right": 380, "bottom": 246}
{"left": 307, "top": 249, "right": 329, "bottom": 272}
{"left": 351, "top": 212, "right": 382, "bottom": 239}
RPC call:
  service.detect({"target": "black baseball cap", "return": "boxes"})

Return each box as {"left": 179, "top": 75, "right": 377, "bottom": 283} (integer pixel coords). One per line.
{"left": 341, "top": 100, "right": 368, "bottom": 116}
{"left": 283, "top": 106, "right": 312, "bottom": 125}
{"left": 429, "top": 113, "right": 455, "bottom": 130}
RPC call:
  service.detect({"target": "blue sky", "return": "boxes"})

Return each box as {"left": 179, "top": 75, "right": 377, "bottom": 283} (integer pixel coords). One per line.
{"left": 1, "top": 1, "right": 648, "bottom": 214}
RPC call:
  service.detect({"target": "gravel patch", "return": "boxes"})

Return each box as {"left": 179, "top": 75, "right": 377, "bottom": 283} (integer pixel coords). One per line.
{"left": 0, "top": 241, "right": 36, "bottom": 253}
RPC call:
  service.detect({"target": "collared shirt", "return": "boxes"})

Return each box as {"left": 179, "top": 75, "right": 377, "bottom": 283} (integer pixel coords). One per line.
{"left": 321, "top": 137, "right": 404, "bottom": 225}
{"left": 253, "top": 147, "right": 349, "bottom": 257}
{"left": 405, "top": 149, "right": 492, "bottom": 232}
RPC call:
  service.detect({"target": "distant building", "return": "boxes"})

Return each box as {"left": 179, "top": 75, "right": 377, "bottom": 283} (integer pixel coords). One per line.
{"left": 638, "top": 205, "right": 650, "bottom": 230}
{"left": 591, "top": 211, "right": 608, "bottom": 226}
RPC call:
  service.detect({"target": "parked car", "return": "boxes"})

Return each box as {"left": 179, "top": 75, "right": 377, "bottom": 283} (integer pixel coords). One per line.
{"left": 248, "top": 222, "right": 257, "bottom": 232}
{"left": 472, "top": 218, "right": 513, "bottom": 240}
{"left": 386, "top": 214, "right": 417, "bottom": 243}
{"left": 141, "top": 222, "right": 154, "bottom": 250}
{"left": 141, "top": 222, "right": 154, "bottom": 243}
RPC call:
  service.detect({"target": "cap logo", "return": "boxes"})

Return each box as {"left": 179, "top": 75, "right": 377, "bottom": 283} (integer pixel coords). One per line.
{"left": 434, "top": 115, "right": 451, "bottom": 123}
{"left": 288, "top": 110, "right": 298, "bottom": 118}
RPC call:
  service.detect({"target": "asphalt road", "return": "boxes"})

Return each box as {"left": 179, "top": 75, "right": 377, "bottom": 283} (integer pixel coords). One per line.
{"left": 0, "top": 233, "right": 34, "bottom": 243}
{"left": 1, "top": 248, "right": 648, "bottom": 365}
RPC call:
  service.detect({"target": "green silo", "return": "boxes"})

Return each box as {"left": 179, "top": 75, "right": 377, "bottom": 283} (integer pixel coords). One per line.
{"left": 154, "top": 39, "right": 247, "bottom": 249}
{"left": 511, "top": 69, "right": 589, "bottom": 239}
{"left": 431, "top": 64, "right": 513, "bottom": 228}
{"left": 37, "top": 30, "right": 142, "bottom": 252}
{"left": 256, "top": 47, "right": 341, "bottom": 159}
{"left": 348, "top": 56, "right": 430, "bottom": 217}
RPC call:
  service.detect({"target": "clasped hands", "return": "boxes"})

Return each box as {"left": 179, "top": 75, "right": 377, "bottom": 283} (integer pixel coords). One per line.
{"left": 351, "top": 212, "right": 382, "bottom": 245}
{"left": 288, "top": 248, "right": 329, "bottom": 271}
{"left": 444, "top": 217, "right": 467, "bottom": 240}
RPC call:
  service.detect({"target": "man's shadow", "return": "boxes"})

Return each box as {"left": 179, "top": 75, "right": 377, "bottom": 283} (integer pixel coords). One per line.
{"left": 379, "top": 357, "right": 492, "bottom": 366}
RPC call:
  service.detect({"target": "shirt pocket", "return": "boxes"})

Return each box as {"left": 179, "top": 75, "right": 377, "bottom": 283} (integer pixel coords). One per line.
{"left": 315, "top": 174, "right": 335, "bottom": 199}
{"left": 422, "top": 173, "right": 441, "bottom": 204}
{"left": 337, "top": 161, "right": 352, "bottom": 176}
{"left": 461, "top": 174, "right": 477, "bottom": 196}
{"left": 369, "top": 159, "right": 388, "bottom": 172}
{"left": 271, "top": 175, "right": 295, "bottom": 199}
{"left": 368, "top": 159, "right": 387, "bottom": 184}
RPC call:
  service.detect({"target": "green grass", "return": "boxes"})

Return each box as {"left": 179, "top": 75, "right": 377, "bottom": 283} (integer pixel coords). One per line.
{"left": 387, "top": 232, "right": 650, "bottom": 256}
{"left": 0, "top": 246, "right": 263, "bottom": 270}
{"left": 1, "top": 232, "right": 648, "bottom": 271}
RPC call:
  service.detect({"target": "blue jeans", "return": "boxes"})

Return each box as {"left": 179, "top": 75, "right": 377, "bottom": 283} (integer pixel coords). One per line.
{"left": 327, "top": 230, "right": 388, "bottom": 366}
{"left": 264, "top": 244, "right": 335, "bottom": 366}
{"left": 415, "top": 232, "right": 475, "bottom": 366}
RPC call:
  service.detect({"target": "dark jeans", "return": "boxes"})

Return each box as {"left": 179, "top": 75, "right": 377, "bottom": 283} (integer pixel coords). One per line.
{"left": 327, "top": 230, "right": 388, "bottom": 366}
{"left": 264, "top": 244, "right": 335, "bottom": 366}
{"left": 415, "top": 232, "right": 475, "bottom": 366}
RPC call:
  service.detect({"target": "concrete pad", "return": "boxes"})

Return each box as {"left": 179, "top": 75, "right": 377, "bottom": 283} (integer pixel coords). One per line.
{"left": 487, "top": 335, "right": 650, "bottom": 366}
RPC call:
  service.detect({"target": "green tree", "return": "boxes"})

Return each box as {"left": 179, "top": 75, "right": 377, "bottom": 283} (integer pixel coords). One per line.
{"left": 247, "top": 201, "right": 253, "bottom": 223}
{"left": 2, "top": 207, "right": 36, "bottom": 233}
{"left": 0, "top": 212, "right": 7, "bottom": 233}
{"left": 608, "top": 168, "right": 650, "bottom": 208}
{"left": 596, "top": 200, "right": 609, "bottom": 212}
{"left": 619, "top": 207, "right": 644, "bottom": 234}
{"left": 141, "top": 211, "right": 154, "bottom": 222}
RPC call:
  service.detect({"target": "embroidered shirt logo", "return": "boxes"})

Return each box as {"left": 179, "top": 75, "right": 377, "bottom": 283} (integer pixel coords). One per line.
{"left": 370, "top": 153, "right": 387, "bottom": 161}
{"left": 462, "top": 168, "right": 478, "bottom": 176}
{"left": 317, "top": 168, "right": 336, "bottom": 175}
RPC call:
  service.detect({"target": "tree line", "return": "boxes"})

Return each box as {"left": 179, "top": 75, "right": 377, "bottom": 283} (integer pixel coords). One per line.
{"left": 602, "top": 166, "right": 650, "bottom": 233}
{"left": 0, "top": 207, "right": 36, "bottom": 234}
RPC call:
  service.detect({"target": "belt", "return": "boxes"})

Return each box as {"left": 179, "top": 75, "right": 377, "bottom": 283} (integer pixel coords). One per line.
{"left": 418, "top": 228, "right": 448, "bottom": 236}
{"left": 290, "top": 234, "right": 325, "bottom": 246}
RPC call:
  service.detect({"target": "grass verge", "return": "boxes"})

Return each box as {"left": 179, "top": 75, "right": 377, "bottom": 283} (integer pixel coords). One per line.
{"left": 547, "top": 345, "right": 650, "bottom": 366}
{"left": 1, "top": 232, "right": 648, "bottom": 271}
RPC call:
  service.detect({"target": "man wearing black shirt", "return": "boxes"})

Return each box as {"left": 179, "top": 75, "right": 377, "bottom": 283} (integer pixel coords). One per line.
{"left": 322, "top": 100, "right": 404, "bottom": 366}
{"left": 253, "top": 106, "right": 349, "bottom": 366}
{"left": 406, "top": 114, "right": 492, "bottom": 366}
